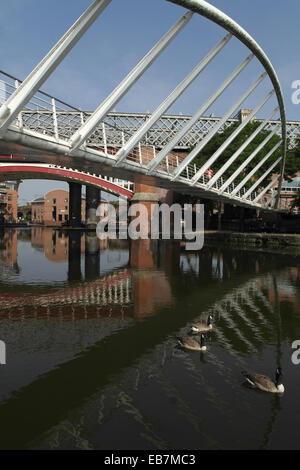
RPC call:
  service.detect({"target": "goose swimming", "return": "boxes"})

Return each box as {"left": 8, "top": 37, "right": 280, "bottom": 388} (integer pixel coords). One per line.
{"left": 242, "top": 367, "right": 284, "bottom": 394}
{"left": 191, "top": 314, "right": 213, "bottom": 333}
{"left": 177, "top": 333, "right": 207, "bottom": 351}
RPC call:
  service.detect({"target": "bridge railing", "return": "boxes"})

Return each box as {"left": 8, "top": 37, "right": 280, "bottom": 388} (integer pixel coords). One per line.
{"left": 0, "top": 71, "right": 138, "bottom": 146}
{"left": 101, "top": 141, "right": 259, "bottom": 203}
{"left": 0, "top": 71, "right": 81, "bottom": 139}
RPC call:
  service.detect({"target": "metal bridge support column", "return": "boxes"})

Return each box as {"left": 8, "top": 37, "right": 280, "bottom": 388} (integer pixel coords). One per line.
{"left": 86, "top": 186, "right": 100, "bottom": 229}
{"left": 69, "top": 182, "right": 82, "bottom": 227}
{"left": 68, "top": 231, "right": 82, "bottom": 281}
{"left": 85, "top": 232, "right": 100, "bottom": 279}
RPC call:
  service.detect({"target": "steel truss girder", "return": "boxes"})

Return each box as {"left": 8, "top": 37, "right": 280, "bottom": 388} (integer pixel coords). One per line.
{"left": 0, "top": 63, "right": 292, "bottom": 151}
{"left": 7, "top": 108, "right": 296, "bottom": 150}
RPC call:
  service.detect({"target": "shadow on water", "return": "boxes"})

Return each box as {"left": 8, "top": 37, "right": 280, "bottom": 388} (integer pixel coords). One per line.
{"left": 0, "top": 228, "right": 299, "bottom": 448}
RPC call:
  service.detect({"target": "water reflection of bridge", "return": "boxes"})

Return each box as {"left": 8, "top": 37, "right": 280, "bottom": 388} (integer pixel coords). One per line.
{"left": 0, "top": 230, "right": 176, "bottom": 321}
{"left": 35, "top": 270, "right": 298, "bottom": 451}
{"left": 195, "top": 276, "right": 281, "bottom": 358}
{"left": 0, "top": 229, "right": 300, "bottom": 448}
{"left": 0, "top": 228, "right": 299, "bottom": 328}
{"left": 0, "top": 270, "right": 132, "bottom": 321}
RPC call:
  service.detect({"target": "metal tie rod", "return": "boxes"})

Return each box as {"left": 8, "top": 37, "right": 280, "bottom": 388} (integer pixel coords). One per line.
{"left": 114, "top": 33, "right": 232, "bottom": 167}
{"left": 231, "top": 141, "right": 282, "bottom": 197}
{"left": 147, "top": 53, "right": 254, "bottom": 175}
{"left": 219, "top": 124, "right": 280, "bottom": 193}
{"left": 206, "top": 106, "right": 279, "bottom": 189}
{"left": 189, "top": 87, "right": 273, "bottom": 185}
{"left": 243, "top": 156, "right": 282, "bottom": 201}
{"left": 68, "top": 11, "right": 194, "bottom": 153}
{"left": 0, "top": 0, "right": 112, "bottom": 136}
{"left": 253, "top": 173, "right": 280, "bottom": 204}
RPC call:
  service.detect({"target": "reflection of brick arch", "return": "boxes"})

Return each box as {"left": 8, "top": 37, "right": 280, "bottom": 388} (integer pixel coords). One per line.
{"left": 0, "top": 163, "right": 134, "bottom": 199}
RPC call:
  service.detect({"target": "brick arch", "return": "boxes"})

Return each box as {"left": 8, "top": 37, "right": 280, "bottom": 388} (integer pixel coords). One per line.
{"left": 0, "top": 163, "right": 133, "bottom": 199}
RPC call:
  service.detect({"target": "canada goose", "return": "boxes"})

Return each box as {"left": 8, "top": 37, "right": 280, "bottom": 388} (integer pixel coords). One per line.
{"left": 242, "top": 367, "right": 284, "bottom": 394}
{"left": 191, "top": 314, "right": 213, "bottom": 333}
{"left": 177, "top": 333, "right": 207, "bottom": 351}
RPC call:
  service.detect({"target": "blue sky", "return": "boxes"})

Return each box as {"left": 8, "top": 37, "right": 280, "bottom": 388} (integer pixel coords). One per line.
{"left": 1, "top": 0, "right": 299, "bottom": 203}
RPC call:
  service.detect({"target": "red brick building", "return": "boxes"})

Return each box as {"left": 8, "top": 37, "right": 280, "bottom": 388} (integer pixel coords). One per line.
{"left": 0, "top": 181, "right": 19, "bottom": 223}
{"left": 31, "top": 189, "right": 86, "bottom": 226}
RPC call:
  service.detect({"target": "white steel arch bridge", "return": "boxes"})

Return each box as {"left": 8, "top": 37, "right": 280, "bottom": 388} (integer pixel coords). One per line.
{"left": 0, "top": 0, "right": 291, "bottom": 210}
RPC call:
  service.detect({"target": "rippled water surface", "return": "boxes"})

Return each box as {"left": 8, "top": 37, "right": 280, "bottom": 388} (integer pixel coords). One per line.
{"left": 0, "top": 227, "right": 299, "bottom": 450}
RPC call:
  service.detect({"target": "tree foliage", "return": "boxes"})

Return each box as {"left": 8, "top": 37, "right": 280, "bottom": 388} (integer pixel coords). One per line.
{"left": 284, "top": 137, "right": 300, "bottom": 180}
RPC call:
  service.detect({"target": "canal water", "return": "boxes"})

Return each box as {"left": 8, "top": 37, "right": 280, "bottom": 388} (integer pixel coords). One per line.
{"left": 0, "top": 227, "right": 299, "bottom": 450}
